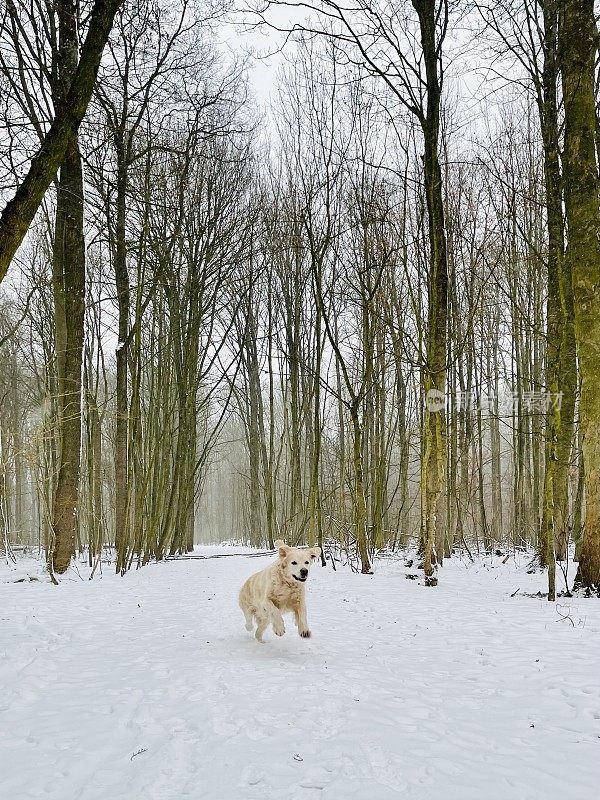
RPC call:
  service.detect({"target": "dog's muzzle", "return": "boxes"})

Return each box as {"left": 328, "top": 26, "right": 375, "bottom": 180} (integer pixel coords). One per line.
{"left": 293, "top": 574, "right": 307, "bottom": 582}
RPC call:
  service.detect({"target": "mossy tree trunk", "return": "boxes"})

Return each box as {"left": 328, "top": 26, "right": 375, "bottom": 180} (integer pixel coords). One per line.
{"left": 559, "top": 0, "right": 600, "bottom": 595}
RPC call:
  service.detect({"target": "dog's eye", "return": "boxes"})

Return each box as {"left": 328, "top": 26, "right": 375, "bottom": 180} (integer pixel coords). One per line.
{"left": 305, "top": 561, "right": 309, "bottom": 565}
{"left": 291, "top": 561, "right": 297, "bottom": 565}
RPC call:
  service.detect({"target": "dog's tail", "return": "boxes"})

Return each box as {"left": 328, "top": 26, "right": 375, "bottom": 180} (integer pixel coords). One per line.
{"left": 274, "top": 539, "right": 285, "bottom": 549}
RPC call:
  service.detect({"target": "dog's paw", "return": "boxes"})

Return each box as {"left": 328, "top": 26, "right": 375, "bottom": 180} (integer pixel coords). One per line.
{"left": 273, "top": 623, "right": 285, "bottom": 637}
{"left": 299, "top": 629, "right": 311, "bottom": 638}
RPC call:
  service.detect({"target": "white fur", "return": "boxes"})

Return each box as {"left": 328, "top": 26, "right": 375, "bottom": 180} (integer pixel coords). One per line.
{"left": 238, "top": 540, "right": 321, "bottom": 642}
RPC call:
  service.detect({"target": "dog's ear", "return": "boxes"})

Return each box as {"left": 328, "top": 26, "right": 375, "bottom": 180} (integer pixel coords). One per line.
{"left": 308, "top": 547, "right": 321, "bottom": 560}
{"left": 275, "top": 540, "right": 289, "bottom": 559}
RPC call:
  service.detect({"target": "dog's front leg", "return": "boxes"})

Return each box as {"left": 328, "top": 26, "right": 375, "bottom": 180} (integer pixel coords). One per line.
{"left": 267, "top": 601, "right": 285, "bottom": 636}
{"left": 295, "top": 599, "right": 311, "bottom": 638}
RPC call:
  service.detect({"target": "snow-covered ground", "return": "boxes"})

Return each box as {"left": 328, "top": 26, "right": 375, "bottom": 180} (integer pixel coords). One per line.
{"left": 1, "top": 548, "right": 599, "bottom": 800}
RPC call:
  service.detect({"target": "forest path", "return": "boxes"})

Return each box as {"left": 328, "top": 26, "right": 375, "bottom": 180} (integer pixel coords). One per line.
{"left": 1, "top": 549, "right": 599, "bottom": 799}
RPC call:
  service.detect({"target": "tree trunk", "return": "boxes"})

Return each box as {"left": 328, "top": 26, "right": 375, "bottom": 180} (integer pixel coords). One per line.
{"left": 559, "top": 0, "right": 600, "bottom": 594}
{"left": 538, "top": 0, "right": 569, "bottom": 599}
{"left": 50, "top": 138, "right": 85, "bottom": 573}
{"left": 50, "top": 0, "right": 86, "bottom": 574}
{"left": 351, "top": 404, "right": 372, "bottom": 573}
{"left": 414, "top": 0, "right": 449, "bottom": 584}
{"left": 114, "top": 140, "right": 131, "bottom": 571}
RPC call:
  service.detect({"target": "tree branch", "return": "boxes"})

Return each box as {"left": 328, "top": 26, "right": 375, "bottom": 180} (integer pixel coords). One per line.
{"left": 0, "top": 0, "right": 124, "bottom": 282}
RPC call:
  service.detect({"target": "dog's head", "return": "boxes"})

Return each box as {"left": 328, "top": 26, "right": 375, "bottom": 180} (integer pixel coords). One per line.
{"left": 274, "top": 539, "right": 321, "bottom": 583}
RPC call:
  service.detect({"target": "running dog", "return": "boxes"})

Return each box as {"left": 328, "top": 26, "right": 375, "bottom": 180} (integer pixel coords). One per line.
{"left": 239, "top": 540, "right": 321, "bottom": 642}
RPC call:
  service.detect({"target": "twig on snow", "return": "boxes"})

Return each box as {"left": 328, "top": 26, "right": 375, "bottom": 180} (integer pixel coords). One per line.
{"left": 555, "top": 604, "right": 575, "bottom": 627}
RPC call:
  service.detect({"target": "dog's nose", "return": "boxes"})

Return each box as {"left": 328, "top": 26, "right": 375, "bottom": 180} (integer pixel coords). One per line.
{"left": 300, "top": 568, "right": 308, "bottom": 578}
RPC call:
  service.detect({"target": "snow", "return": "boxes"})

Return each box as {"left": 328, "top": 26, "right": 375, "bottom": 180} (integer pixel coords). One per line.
{"left": 1, "top": 549, "right": 599, "bottom": 800}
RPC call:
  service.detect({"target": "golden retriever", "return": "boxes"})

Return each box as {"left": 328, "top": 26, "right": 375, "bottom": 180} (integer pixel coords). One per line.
{"left": 239, "top": 540, "right": 321, "bottom": 642}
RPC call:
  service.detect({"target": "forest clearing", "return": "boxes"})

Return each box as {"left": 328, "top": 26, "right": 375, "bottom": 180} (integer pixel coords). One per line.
{"left": 2, "top": 547, "right": 599, "bottom": 800}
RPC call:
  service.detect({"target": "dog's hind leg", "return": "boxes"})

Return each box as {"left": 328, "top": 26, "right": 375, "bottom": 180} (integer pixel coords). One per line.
{"left": 243, "top": 607, "right": 254, "bottom": 632}
{"left": 239, "top": 591, "right": 255, "bottom": 633}
{"left": 254, "top": 612, "right": 269, "bottom": 643}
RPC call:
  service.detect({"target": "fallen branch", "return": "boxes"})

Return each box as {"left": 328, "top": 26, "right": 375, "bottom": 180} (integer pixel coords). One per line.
{"left": 165, "top": 550, "right": 276, "bottom": 561}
